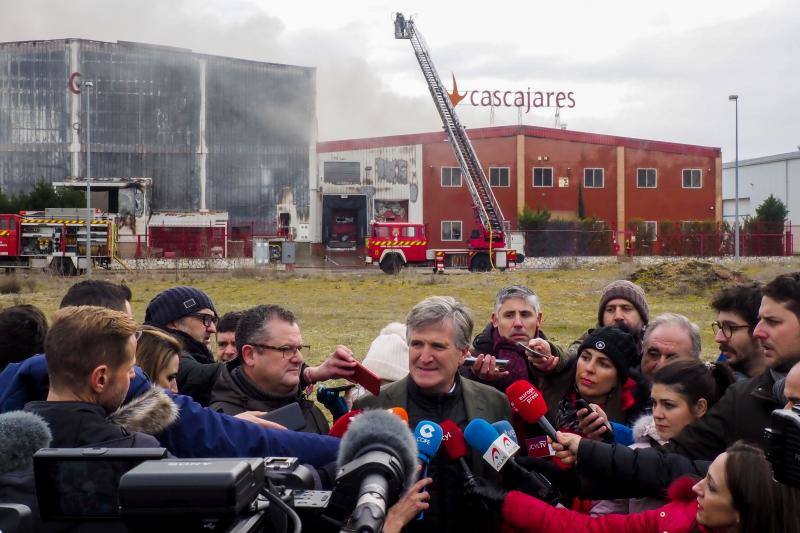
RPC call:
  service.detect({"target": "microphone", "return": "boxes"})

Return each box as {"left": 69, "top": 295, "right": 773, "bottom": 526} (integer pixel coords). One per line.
{"left": 465, "top": 418, "right": 559, "bottom": 503}
{"left": 492, "top": 420, "right": 518, "bottom": 444}
{"left": 0, "top": 410, "right": 51, "bottom": 475}
{"left": 507, "top": 380, "right": 557, "bottom": 441}
{"left": 332, "top": 409, "right": 418, "bottom": 533}
{"left": 388, "top": 407, "right": 409, "bottom": 423}
{"left": 464, "top": 418, "right": 520, "bottom": 472}
{"left": 329, "top": 409, "right": 363, "bottom": 438}
{"left": 412, "top": 420, "right": 442, "bottom": 521}
{"left": 440, "top": 420, "right": 477, "bottom": 484}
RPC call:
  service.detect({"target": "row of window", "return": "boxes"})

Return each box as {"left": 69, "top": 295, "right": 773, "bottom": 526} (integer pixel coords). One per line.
{"left": 441, "top": 167, "right": 704, "bottom": 189}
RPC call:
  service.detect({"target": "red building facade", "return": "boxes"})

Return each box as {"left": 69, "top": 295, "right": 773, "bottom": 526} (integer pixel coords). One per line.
{"left": 317, "top": 125, "right": 721, "bottom": 250}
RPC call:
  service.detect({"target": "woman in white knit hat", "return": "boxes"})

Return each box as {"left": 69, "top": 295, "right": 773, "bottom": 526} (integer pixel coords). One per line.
{"left": 347, "top": 322, "right": 409, "bottom": 405}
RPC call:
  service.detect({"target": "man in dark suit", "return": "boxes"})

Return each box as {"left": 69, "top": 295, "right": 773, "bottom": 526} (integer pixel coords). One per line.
{"left": 355, "top": 296, "right": 511, "bottom": 533}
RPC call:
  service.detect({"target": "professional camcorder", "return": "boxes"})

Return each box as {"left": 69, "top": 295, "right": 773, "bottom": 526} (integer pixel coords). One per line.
{"left": 764, "top": 404, "right": 800, "bottom": 488}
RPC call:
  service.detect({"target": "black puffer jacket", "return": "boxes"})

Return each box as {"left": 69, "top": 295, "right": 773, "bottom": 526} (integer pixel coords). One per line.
{"left": 209, "top": 363, "right": 329, "bottom": 434}
{"left": 665, "top": 369, "right": 784, "bottom": 460}
{"left": 171, "top": 329, "right": 223, "bottom": 406}
{"left": 575, "top": 438, "right": 710, "bottom": 500}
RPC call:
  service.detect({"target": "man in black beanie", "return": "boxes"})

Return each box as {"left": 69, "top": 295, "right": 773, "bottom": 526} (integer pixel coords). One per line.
{"left": 145, "top": 286, "right": 222, "bottom": 405}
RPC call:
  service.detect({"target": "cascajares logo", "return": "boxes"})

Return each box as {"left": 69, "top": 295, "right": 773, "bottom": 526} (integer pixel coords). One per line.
{"left": 447, "top": 74, "right": 575, "bottom": 112}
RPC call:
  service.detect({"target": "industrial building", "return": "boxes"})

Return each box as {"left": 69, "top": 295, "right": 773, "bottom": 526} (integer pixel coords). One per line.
{"left": 317, "top": 125, "right": 722, "bottom": 250}
{"left": 0, "top": 38, "right": 315, "bottom": 237}
{"left": 722, "top": 151, "right": 800, "bottom": 239}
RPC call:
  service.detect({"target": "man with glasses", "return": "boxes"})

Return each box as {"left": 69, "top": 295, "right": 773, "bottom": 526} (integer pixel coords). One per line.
{"left": 145, "top": 286, "right": 222, "bottom": 406}
{"left": 710, "top": 282, "right": 766, "bottom": 380}
{"left": 209, "top": 304, "right": 345, "bottom": 434}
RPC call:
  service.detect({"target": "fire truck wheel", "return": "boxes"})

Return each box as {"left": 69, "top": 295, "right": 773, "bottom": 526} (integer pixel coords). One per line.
{"left": 469, "top": 253, "right": 491, "bottom": 272}
{"left": 380, "top": 254, "right": 402, "bottom": 275}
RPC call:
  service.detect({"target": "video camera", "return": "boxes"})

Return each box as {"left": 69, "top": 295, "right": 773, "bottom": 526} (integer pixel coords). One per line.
{"left": 33, "top": 449, "right": 336, "bottom": 533}
{"left": 764, "top": 404, "right": 800, "bottom": 488}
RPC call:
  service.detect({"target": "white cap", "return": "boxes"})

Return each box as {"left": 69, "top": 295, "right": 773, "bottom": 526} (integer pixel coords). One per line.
{"left": 379, "top": 322, "right": 407, "bottom": 341}
{"left": 362, "top": 332, "right": 409, "bottom": 383}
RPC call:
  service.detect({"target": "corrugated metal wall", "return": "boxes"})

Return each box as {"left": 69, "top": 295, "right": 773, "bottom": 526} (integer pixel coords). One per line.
{"left": 0, "top": 39, "right": 314, "bottom": 225}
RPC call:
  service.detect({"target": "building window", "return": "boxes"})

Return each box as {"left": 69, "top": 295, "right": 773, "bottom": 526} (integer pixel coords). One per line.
{"left": 489, "top": 167, "right": 510, "bottom": 187}
{"left": 533, "top": 167, "right": 553, "bottom": 187}
{"left": 441, "top": 221, "right": 462, "bottom": 241}
{"left": 682, "top": 169, "right": 702, "bottom": 188}
{"left": 584, "top": 168, "right": 604, "bottom": 188}
{"left": 441, "top": 167, "right": 462, "bottom": 187}
{"left": 637, "top": 168, "right": 657, "bottom": 188}
{"left": 645, "top": 221, "right": 658, "bottom": 241}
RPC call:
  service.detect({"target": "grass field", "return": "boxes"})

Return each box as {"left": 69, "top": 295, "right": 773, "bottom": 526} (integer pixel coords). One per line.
{"left": 2, "top": 259, "right": 798, "bottom": 366}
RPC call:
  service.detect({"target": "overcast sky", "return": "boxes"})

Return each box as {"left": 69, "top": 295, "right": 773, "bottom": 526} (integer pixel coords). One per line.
{"left": 3, "top": 0, "right": 798, "bottom": 160}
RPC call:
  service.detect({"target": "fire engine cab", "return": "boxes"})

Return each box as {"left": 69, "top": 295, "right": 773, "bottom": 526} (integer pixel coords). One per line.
{"left": 0, "top": 208, "right": 116, "bottom": 275}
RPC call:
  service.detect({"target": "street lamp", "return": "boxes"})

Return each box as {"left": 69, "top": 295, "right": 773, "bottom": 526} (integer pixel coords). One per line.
{"left": 84, "top": 81, "right": 94, "bottom": 276}
{"left": 729, "top": 94, "right": 739, "bottom": 261}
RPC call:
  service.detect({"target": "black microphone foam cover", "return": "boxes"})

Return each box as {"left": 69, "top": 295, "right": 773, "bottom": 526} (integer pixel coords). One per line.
{"left": 337, "top": 408, "right": 418, "bottom": 487}
{"left": 0, "top": 410, "right": 52, "bottom": 475}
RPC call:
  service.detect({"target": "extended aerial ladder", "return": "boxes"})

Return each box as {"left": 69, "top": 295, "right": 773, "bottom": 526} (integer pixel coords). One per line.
{"left": 394, "top": 13, "right": 509, "bottom": 248}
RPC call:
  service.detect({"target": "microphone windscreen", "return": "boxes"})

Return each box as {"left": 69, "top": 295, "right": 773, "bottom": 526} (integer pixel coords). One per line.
{"left": 0, "top": 410, "right": 51, "bottom": 475}
{"left": 492, "top": 420, "right": 518, "bottom": 444}
{"left": 463, "top": 418, "right": 500, "bottom": 454}
{"left": 414, "top": 420, "right": 443, "bottom": 463}
{"left": 388, "top": 407, "right": 409, "bottom": 422}
{"left": 328, "top": 409, "right": 363, "bottom": 438}
{"left": 337, "top": 409, "right": 418, "bottom": 484}
{"left": 507, "top": 380, "right": 548, "bottom": 423}
{"left": 440, "top": 419, "right": 469, "bottom": 461}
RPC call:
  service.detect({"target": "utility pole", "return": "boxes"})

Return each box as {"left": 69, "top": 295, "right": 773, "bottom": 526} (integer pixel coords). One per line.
{"left": 84, "top": 81, "right": 94, "bottom": 276}
{"left": 729, "top": 94, "right": 740, "bottom": 261}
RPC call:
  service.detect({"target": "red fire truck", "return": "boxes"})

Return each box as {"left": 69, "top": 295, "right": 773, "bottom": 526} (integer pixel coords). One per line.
{"left": 0, "top": 208, "right": 116, "bottom": 274}
{"left": 366, "top": 14, "right": 518, "bottom": 274}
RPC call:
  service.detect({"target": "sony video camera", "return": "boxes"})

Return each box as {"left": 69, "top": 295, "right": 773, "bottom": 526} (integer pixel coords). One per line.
{"left": 764, "top": 404, "right": 800, "bottom": 488}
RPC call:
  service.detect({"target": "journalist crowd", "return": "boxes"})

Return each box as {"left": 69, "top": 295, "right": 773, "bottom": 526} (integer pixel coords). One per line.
{"left": 1, "top": 271, "right": 800, "bottom": 532}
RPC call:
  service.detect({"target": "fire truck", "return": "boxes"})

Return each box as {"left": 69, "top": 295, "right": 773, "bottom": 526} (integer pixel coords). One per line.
{"left": 366, "top": 14, "right": 518, "bottom": 274}
{"left": 0, "top": 208, "right": 116, "bottom": 274}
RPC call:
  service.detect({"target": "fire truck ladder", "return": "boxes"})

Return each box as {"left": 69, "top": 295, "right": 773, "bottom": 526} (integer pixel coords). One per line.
{"left": 394, "top": 13, "right": 508, "bottom": 242}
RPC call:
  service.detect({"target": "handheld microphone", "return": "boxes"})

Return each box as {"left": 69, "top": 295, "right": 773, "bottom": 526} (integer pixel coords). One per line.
{"left": 440, "top": 420, "right": 477, "bottom": 485}
{"left": 328, "top": 409, "right": 363, "bottom": 438}
{"left": 464, "top": 418, "right": 559, "bottom": 503}
{"left": 388, "top": 407, "right": 409, "bottom": 423}
{"left": 464, "top": 419, "right": 519, "bottom": 472}
{"left": 492, "top": 420, "right": 518, "bottom": 444}
{"left": 0, "top": 411, "right": 52, "bottom": 475}
{"left": 507, "top": 380, "right": 558, "bottom": 441}
{"left": 316, "top": 384, "right": 352, "bottom": 420}
{"left": 414, "top": 420, "right": 443, "bottom": 466}
{"left": 332, "top": 409, "right": 418, "bottom": 533}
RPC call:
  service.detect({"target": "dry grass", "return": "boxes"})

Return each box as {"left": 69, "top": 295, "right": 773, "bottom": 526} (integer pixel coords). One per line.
{"left": 3, "top": 260, "right": 793, "bottom": 364}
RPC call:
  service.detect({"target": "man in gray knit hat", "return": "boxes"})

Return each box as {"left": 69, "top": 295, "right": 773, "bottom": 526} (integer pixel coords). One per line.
{"left": 567, "top": 279, "right": 650, "bottom": 364}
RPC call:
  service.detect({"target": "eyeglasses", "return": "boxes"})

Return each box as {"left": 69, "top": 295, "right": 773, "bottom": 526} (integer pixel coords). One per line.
{"left": 249, "top": 343, "right": 311, "bottom": 359}
{"left": 711, "top": 321, "right": 750, "bottom": 339}
{"left": 189, "top": 313, "right": 219, "bottom": 327}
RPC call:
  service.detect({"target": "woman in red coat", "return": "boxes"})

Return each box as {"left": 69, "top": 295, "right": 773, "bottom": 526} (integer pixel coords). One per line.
{"left": 471, "top": 442, "right": 800, "bottom": 533}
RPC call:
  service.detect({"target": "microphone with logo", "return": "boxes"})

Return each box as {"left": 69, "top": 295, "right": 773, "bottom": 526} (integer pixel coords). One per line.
{"left": 506, "top": 380, "right": 558, "bottom": 441}
{"left": 413, "top": 420, "right": 443, "bottom": 521}
{"left": 464, "top": 418, "right": 559, "bottom": 503}
{"left": 330, "top": 409, "right": 419, "bottom": 533}
{"left": 492, "top": 420, "right": 518, "bottom": 445}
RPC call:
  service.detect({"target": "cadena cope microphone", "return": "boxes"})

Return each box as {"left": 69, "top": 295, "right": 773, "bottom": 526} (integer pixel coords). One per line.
{"left": 506, "top": 380, "right": 558, "bottom": 441}
{"left": 440, "top": 420, "right": 477, "bottom": 486}
{"left": 412, "top": 420, "right": 443, "bottom": 521}
{"left": 332, "top": 409, "right": 418, "bottom": 533}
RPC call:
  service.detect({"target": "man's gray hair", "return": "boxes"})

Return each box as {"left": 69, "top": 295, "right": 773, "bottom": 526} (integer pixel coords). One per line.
{"left": 494, "top": 285, "right": 540, "bottom": 315}
{"left": 643, "top": 313, "right": 702, "bottom": 358}
{"left": 406, "top": 296, "right": 474, "bottom": 350}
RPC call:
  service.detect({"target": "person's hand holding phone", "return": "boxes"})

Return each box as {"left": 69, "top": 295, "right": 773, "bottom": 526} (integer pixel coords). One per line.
{"left": 524, "top": 338, "right": 559, "bottom": 373}
{"left": 470, "top": 354, "right": 510, "bottom": 382}
{"left": 576, "top": 402, "right": 612, "bottom": 441}
{"left": 306, "top": 345, "right": 357, "bottom": 383}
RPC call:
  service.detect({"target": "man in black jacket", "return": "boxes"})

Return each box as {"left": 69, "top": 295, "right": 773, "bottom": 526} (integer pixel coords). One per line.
{"left": 209, "top": 304, "right": 355, "bottom": 434}
{"left": 25, "top": 306, "right": 167, "bottom": 448}
{"left": 145, "top": 286, "right": 221, "bottom": 406}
